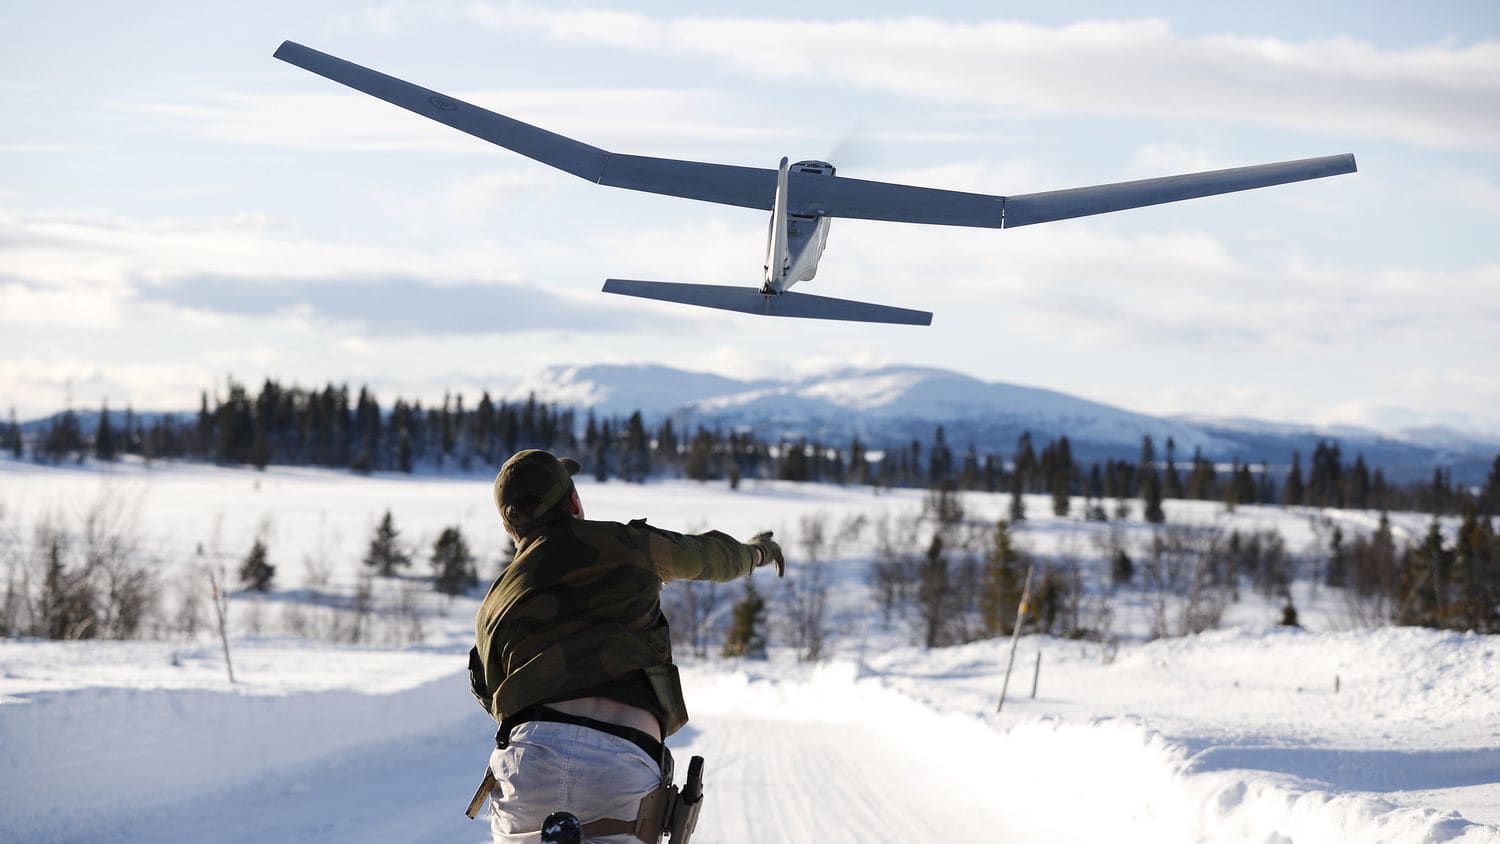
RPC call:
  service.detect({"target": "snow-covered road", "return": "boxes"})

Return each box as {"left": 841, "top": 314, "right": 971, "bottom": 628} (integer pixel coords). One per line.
{"left": 86, "top": 677, "right": 1021, "bottom": 844}
{"left": 670, "top": 715, "right": 1018, "bottom": 843}
{"left": 5, "top": 651, "right": 1498, "bottom": 843}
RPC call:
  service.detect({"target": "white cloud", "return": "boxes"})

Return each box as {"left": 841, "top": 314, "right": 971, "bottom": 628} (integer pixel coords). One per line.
{"left": 0, "top": 357, "right": 212, "bottom": 417}
{"left": 458, "top": 7, "right": 1500, "bottom": 149}
{"left": 0, "top": 143, "right": 97, "bottom": 153}
{"left": 0, "top": 209, "right": 513, "bottom": 292}
{"left": 0, "top": 281, "right": 128, "bottom": 329}
{"left": 133, "top": 87, "right": 784, "bottom": 156}
{"left": 1432, "top": 169, "right": 1500, "bottom": 214}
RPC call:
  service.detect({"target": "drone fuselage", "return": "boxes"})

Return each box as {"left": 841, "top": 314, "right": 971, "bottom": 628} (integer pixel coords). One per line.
{"left": 765, "top": 159, "right": 835, "bottom": 293}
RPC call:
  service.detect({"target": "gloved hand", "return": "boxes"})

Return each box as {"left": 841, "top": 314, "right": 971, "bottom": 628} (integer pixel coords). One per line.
{"left": 748, "top": 531, "right": 785, "bottom": 577}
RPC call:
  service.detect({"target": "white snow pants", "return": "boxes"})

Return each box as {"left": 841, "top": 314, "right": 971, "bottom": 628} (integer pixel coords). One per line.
{"left": 487, "top": 720, "right": 662, "bottom": 844}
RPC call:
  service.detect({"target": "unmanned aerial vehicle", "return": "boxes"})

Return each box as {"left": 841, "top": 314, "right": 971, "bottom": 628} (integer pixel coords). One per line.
{"left": 275, "top": 42, "right": 1356, "bottom": 326}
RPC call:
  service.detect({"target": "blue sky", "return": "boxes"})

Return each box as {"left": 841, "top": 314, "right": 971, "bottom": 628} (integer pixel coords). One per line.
{"left": 2, "top": 1, "right": 1497, "bottom": 437}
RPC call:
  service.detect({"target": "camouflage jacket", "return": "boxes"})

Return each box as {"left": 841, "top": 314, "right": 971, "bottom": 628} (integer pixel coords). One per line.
{"left": 469, "top": 516, "right": 758, "bottom": 736}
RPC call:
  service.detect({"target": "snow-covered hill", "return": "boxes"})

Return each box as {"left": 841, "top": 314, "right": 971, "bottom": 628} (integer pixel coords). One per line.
{"left": 22, "top": 363, "right": 1497, "bottom": 482}
{"left": 504, "top": 362, "right": 1499, "bottom": 481}
{"left": 2, "top": 458, "right": 1499, "bottom": 842}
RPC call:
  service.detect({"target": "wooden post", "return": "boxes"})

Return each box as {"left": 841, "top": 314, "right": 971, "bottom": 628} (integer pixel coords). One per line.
{"left": 1031, "top": 651, "right": 1042, "bottom": 699}
{"left": 996, "top": 562, "right": 1036, "bottom": 713}
{"left": 207, "top": 568, "right": 236, "bottom": 684}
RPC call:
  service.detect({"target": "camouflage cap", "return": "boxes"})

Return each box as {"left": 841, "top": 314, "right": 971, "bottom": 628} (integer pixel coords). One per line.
{"left": 494, "top": 449, "right": 581, "bottom": 525}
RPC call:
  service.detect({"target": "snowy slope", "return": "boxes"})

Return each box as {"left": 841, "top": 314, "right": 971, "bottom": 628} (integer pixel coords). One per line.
{"left": 2, "top": 459, "right": 1499, "bottom": 843}
{"left": 487, "top": 362, "right": 1498, "bottom": 481}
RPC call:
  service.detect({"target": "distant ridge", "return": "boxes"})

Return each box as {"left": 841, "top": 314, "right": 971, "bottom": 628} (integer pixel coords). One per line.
{"left": 502, "top": 363, "right": 1498, "bottom": 483}
{"left": 17, "top": 364, "right": 1496, "bottom": 484}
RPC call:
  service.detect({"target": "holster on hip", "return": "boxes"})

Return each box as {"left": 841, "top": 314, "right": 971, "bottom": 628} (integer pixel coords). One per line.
{"left": 576, "top": 754, "right": 706, "bottom": 843}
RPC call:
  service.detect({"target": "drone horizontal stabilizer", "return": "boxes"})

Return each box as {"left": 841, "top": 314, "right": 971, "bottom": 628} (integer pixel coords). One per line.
{"left": 602, "top": 279, "right": 932, "bottom": 326}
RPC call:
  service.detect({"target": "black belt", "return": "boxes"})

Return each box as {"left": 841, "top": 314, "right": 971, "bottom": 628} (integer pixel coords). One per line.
{"left": 498, "top": 704, "right": 671, "bottom": 778}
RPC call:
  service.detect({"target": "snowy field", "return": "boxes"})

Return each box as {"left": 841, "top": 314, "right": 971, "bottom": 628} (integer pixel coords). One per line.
{"left": 2, "top": 458, "right": 1498, "bottom": 843}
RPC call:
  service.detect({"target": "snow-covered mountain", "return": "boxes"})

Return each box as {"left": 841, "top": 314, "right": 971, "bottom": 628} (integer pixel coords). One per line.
{"left": 504, "top": 363, "right": 1499, "bottom": 482}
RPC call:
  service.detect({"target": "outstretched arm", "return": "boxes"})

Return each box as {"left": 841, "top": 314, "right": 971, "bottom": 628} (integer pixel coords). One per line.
{"left": 630, "top": 520, "right": 782, "bottom": 582}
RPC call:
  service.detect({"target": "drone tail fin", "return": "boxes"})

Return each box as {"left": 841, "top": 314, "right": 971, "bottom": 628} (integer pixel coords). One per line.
{"left": 602, "top": 279, "right": 931, "bottom": 326}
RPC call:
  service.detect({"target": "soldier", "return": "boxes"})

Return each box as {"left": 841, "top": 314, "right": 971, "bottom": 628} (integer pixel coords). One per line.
{"left": 467, "top": 449, "right": 784, "bottom": 843}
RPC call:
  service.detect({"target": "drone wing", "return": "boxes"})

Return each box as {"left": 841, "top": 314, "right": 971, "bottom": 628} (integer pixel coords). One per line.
{"left": 791, "top": 154, "right": 1356, "bottom": 227}
{"left": 273, "top": 41, "right": 777, "bottom": 210}
{"left": 276, "top": 42, "right": 1354, "bottom": 228}
{"left": 996, "top": 154, "right": 1357, "bottom": 228}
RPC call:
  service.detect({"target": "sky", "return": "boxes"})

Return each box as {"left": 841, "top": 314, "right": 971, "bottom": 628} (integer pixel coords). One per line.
{"left": 2, "top": 1, "right": 1498, "bottom": 437}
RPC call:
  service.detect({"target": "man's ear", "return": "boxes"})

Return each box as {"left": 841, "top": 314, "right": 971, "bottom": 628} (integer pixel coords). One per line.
{"left": 568, "top": 488, "right": 584, "bottom": 517}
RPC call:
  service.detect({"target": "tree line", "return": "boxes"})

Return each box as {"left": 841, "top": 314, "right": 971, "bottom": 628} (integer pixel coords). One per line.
{"left": 12, "top": 380, "right": 1500, "bottom": 519}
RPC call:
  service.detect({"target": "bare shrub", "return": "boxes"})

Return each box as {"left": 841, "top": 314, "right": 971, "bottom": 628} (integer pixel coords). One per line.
{"left": 392, "top": 577, "right": 428, "bottom": 645}
{"left": 174, "top": 549, "right": 207, "bottom": 639}
{"left": 665, "top": 579, "right": 723, "bottom": 659}
{"left": 870, "top": 511, "right": 923, "bottom": 625}
{"left": 1180, "top": 533, "right": 1229, "bottom": 636}
{"left": 1, "top": 504, "right": 27, "bottom": 637}
{"left": 242, "top": 593, "right": 265, "bottom": 636}
{"left": 80, "top": 491, "right": 154, "bottom": 639}
{"left": 347, "top": 568, "right": 374, "bottom": 644}
{"left": 8, "top": 489, "right": 162, "bottom": 641}
{"left": 781, "top": 512, "right": 832, "bottom": 661}
{"left": 35, "top": 517, "right": 96, "bottom": 639}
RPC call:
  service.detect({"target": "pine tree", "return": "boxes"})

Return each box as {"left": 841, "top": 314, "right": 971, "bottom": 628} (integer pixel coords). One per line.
{"left": 1453, "top": 513, "right": 1499, "bottom": 632}
{"left": 1008, "top": 471, "right": 1026, "bottom": 523}
{"left": 397, "top": 427, "right": 413, "bottom": 473}
{"left": 93, "top": 402, "right": 117, "bottom": 461}
{"left": 722, "top": 576, "right": 766, "bottom": 658}
{"left": 42, "top": 409, "right": 85, "bottom": 464}
{"left": 5, "top": 407, "right": 21, "bottom": 459}
{"left": 1223, "top": 459, "right": 1243, "bottom": 512}
{"left": 928, "top": 425, "right": 953, "bottom": 487}
{"left": 122, "top": 405, "right": 138, "bottom": 456}
{"left": 1138, "top": 435, "right": 1156, "bottom": 496}
{"left": 1284, "top": 451, "right": 1305, "bottom": 506}
{"left": 1397, "top": 519, "right": 1450, "bottom": 627}
{"left": 685, "top": 427, "right": 714, "bottom": 480}
{"left": 1048, "top": 437, "right": 1073, "bottom": 517}
{"left": 239, "top": 538, "right": 275, "bottom": 592}
{"left": 432, "top": 526, "right": 477, "bottom": 596}
{"left": 475, "top": 391, "right": 496, "bottom": 464}
{"left": 1014, "top": 432, "right": 1037, "bottom": 493}
{"left": 655, "top": 418, "right": 678, "bottom": 473}
{"left": 1142, "top": 470, "right": 1165, "bottom": 524}
{"left": 1482, "top": 455, "right": 1500, "bottom": 517}
{"left": 364, "top": 510, "right": 412, "bottom": 576}
{"left": 593, "top": 419, "right": 612, "bottom": 482}
{"left": 1186, "top": 448, "right": 1215, "bottom": 500}
{"left": 622, "top": 411, "right": 650, "bottom": 482}
{"left": 1326, "top": 526, "right": 1347, "bottom": 587}
{"left": 918, "top": 534, "right": 950, "bottom": 647}
{"left": 1279, "top": 600, "right": 1300, "bottom": 627}
{"left": 1163, "top": 437, "right": 1183, "bottom": 499}
{"left": 980, "top": 519, "right": 1025, "bottom": 636}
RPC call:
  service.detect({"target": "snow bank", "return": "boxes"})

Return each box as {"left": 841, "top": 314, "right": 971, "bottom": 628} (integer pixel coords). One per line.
{"left": 682, "top": 660, "right": 1498, "bottom": 842}
{"left": 0, "top": 647, "right": 479, "bottom": 841}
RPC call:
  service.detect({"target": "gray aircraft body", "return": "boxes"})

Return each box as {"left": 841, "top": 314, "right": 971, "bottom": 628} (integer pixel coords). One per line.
{"left": 274, "top": 41, "right": 1356, "bottom": 326}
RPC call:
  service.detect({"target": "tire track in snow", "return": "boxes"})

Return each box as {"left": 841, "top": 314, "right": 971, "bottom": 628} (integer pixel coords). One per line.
{"left": 668, "top": 716, "right": 1019, "bottom": 843}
